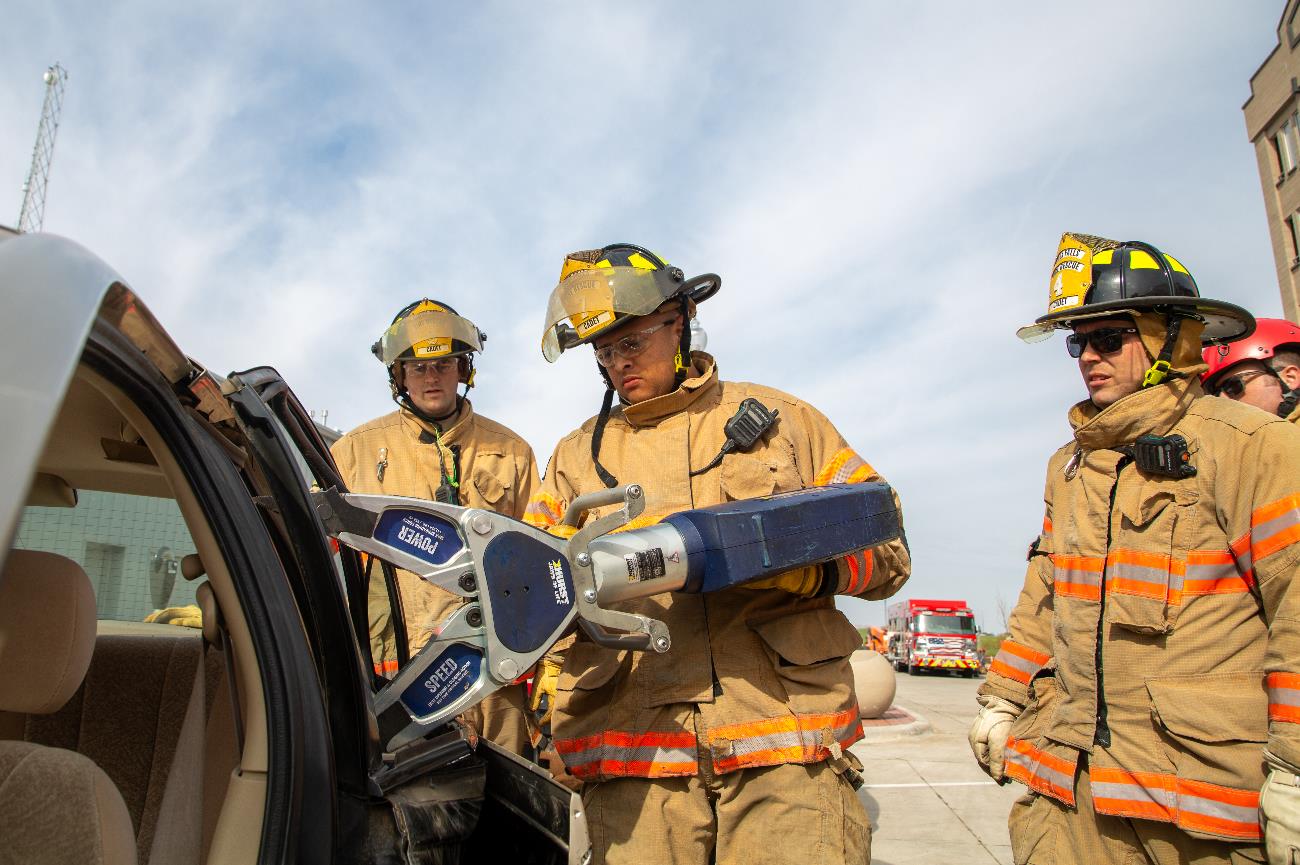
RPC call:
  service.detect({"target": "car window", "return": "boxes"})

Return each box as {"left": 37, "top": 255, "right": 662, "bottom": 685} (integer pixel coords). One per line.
{"left": 13, "top": 490, "right": 200, "bottom": 621}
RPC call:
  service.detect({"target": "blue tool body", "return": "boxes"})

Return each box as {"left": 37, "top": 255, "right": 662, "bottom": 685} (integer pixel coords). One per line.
{"left": 663, "top": 482, "right": 900, "bottom": 594}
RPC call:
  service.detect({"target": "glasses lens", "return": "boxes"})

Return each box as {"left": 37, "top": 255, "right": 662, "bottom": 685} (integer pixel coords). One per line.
{"left": 1219, "top": 377, "right": 1246, "bottom": 398}
{"left": 1067, "top": 328, "right": 1129, "bottom": 359}
{"left": 1091, "top": 330, "right": 1125, "bottom": 354}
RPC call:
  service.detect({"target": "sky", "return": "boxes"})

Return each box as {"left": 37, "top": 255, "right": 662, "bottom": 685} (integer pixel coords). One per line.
{"left": 0, "top": 2, "right": 1288, "bottom": 630}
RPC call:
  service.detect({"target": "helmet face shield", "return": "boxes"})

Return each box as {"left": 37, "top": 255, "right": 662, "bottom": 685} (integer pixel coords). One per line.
{"left": 379, "top": 310, "right": 483, "bottom": 366}
{"left": 541, "top": 266, "right": 682, "bottom": 362}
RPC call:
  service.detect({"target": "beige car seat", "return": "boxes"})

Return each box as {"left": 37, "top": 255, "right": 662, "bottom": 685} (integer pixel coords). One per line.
{"left": 0, "top": 549, "right": 137, "bottom": 865}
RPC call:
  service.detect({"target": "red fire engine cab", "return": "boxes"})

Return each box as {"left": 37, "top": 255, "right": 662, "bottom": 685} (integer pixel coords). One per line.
{"left": 885, "top": 598, "right": 980, "bottom": 676}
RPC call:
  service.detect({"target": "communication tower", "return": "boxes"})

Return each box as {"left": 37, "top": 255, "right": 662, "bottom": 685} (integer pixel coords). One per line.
{"left": 17, "top": 63, "right": 68, "bottom": 233}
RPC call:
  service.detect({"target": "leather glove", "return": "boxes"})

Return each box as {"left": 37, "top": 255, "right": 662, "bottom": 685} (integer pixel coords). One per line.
{"left": 743, "top": 566, "right": 823, "bottom": 598}
{"left": 144, "top": 604, "right": 203, "bottom": 629}
{"left": 529, "top": 657, "right": 562, "bottom": 736}
{"left": 968, "top": 694, "right": 1020, "bottom": 782}
{"left": 1262, "top": 752, "right": 1300, "bottom": 864}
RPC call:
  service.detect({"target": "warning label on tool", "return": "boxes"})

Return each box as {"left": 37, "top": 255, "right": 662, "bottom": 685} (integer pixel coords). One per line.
{"left": 625, "top": 548, "right": 667, "bottom": 582}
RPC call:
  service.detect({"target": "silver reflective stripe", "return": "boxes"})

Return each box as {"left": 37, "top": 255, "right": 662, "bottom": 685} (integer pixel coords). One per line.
{"left": 1107, "top": 561, "right": 1168, "bottom": 588}
{"left": 568, "top": 744, "right": 696, "bottom": 767}
{"left": 1091, "top": 779, "right": 1175, "bottom": 813}
{"left": 1054, "top": 567, "right": 1102, "bottom": 587}
{"left": 830, "top": 455, "right": 867, "bottom": 484}
{"left": 1184, "top": 562, "right": 1237, "bottom": 583}
{"left": 1006, "top": 747, "right": 1074, "bottom": 793}
{"left": 1255, "top": 509, "right": 1300, "bottom": 551}
{"left": 1269, "top": 684, "right": 1300, "bottom": 708}
{"left": 992, "top": 648, "right": 1041, "bottom": 678}
{"left": 728, "top": 729, "right": 803, "bottom": 758}
{"left": 1178, "top": 791, "right": 1259, "bottom": 826}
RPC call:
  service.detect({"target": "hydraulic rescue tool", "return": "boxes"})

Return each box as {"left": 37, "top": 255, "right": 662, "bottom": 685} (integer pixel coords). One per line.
{"left": 313, "top": 481, "right": 901, "bottom": 747}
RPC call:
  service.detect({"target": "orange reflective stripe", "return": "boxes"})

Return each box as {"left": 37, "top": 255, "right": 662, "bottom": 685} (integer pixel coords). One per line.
{"left": 989, "top": 640, "right": 1051, "bottom": 685}
{"left": 1004, "top": 738, "right": 1077, "bottom": 804}
{"left": 1268, "top": 672, "right": 1300, "bottom": 723}
{"left": 523, "top": 492, "right": 565, "bottom": 528}
{"left": 1042, "top": 516, "right": 1053, "bottom": 537}
{"left": 374, "top": 659, "right": 399, "bottom": 676}
{"left": 554, "top": 729, "right": 698, "bottom": 780}
{"left": 707, "top": 708, "right": 863, "bottom": 774}
{"left": 1230, "top": 532, "right": 1256, "bottom": 588}
{"left": 1251, "top": 494, "right": 1300, "bottom": 562}
{"left": 1090, "top": 766, "right": 1261, "bottom": 841}
{"left": 1052, "top": 554, "right": 1104, "bottom": 600}
{"left": 814, "top": 448, "right": 875, "bottom": 486}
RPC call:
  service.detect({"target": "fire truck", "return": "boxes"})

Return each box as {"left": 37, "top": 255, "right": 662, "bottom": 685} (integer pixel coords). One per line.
{"left": 885, "top": 598, "right": 980, "bottom": 676}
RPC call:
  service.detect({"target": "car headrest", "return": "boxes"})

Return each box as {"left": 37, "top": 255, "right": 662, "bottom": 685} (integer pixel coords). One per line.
{"left": 0, "top": 549, "right": 96, "bottom": 714}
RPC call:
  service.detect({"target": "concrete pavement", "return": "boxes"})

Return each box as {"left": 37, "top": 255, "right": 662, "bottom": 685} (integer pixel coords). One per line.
{"left": 850, "top": 668, "right": 1022, "bottom": 865}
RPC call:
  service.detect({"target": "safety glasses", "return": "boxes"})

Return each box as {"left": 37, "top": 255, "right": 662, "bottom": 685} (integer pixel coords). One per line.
{"left": 1066, "top": 327, "right": 1139, "bottom": 359}
{"left": 593, "top": 318, "right": 676, "bottom": 368}
{"left": 403, "top": 358, "right": 458, "bottom": 377}
{"left": 1208, "top": 368, "right": 1273, "bottom": 399}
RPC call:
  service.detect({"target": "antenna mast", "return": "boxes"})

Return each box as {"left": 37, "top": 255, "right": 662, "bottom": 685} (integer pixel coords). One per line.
{"left": 17, "top": 63, "right": 68, "bottom": 233}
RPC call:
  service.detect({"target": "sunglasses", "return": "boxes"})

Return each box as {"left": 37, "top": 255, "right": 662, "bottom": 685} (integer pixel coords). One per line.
{"left": 1209, "top": 368, "right": 1274, "bottom": 399}
{"left": 1066, "top": 327, "right": 1139, "bottom": 359}
{"left": 593, "top": 318, "right": 676, "bottom": 368}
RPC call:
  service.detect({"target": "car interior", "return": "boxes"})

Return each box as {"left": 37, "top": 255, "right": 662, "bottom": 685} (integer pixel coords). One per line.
{"left": 2, "top": 362, "right": 268, "bottom": 865}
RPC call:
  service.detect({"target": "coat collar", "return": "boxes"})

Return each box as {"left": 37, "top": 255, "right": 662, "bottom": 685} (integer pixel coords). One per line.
{"left": 620, "top": 353, "right": 719, "bottom": 429}
{"left": 399, "top": 399, "right": 474, "bottom": 443}
{"left": 1067, "top": 377, "right": 1198, "bottom": 451}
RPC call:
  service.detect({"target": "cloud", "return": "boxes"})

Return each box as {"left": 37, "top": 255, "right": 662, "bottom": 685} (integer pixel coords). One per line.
{"left": 0, "top": 1, "right": 1285, "bottom": 632}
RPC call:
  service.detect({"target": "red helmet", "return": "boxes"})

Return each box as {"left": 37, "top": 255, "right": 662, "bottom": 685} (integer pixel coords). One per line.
{"left": 1201, "top": 317, "right": 1300, "bottom": 386}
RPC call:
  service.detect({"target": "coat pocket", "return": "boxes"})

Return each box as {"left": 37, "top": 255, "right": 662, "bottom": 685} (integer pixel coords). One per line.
{"left": 1107, "top": 479, "right": 1196, "bottom": 635}
{"left": 471, "top": 467, "right": 509, "bottom": 507}
{"left": 554, "top": 641, "right": 626, "bottom": 736}
{"left": 751, "top": 607, "right": 861, "bottom": 714}
{"left": 1146, "top": 671, "right": 1268, "bottom": 839}
{"left": 719, "top": 436, "right": 802, "bottom": 501}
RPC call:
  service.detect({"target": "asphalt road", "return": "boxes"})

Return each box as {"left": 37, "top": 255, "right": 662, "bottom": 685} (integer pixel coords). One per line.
{"left": 849, "top": 669, "right": 1022, "bottom": 865}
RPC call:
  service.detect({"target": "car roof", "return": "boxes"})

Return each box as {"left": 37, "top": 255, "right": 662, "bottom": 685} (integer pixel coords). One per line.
{"left": 0, "top": 233, "right": 192, "bottom": 549}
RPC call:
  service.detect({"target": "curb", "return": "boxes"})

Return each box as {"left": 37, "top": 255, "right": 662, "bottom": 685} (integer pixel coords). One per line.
{"left": 855, "top": 705, "right": 932, "bottom": 743}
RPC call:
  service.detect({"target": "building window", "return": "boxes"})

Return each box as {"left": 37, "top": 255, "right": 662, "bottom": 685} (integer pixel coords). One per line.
{"left": 1290, "top": 213, "right": 1300, "bottom": 268}
{"left": 1279, "top": 119, "right": 1298, "bottom": 176}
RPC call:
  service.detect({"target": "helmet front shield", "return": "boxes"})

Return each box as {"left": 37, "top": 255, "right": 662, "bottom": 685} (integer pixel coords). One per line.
{"left": 541, "top": 266, "right": 680, "bottom": 362}
{"left": 379, "top": 310, "right": 483, "bottom": 366}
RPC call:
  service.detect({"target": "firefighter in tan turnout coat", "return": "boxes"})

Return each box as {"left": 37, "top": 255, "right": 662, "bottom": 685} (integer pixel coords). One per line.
{"left": 332, "top": 299, "right": 538, "bottom": 754}
{"left": 524, "top": 244, "right": 911, "bottom": 865}
{"left": 970, "top": 233, "right": 1300, "bottom": 865}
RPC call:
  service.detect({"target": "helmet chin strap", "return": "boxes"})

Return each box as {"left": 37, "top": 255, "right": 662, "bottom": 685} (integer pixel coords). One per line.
{"left": 1141, "top": 313, "right": 1188, "bottom": 389}
{"left": 589, "top": 305, "right": 695, "bottom": 488}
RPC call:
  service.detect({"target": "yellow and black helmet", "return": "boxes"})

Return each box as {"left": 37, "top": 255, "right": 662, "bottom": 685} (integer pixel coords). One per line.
{"left": 372, "top": 299, "right": 486, "bottom": 367}
{"left": 1017, "top": 233, "right": 1253, "bottom": 344}
{"left": 540, "top": 243, "right": 719, "bottom": 362}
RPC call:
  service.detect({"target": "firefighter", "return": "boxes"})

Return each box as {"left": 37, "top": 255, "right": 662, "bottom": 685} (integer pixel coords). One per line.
{"left": 1202, "top": 317, "right": 1300, "bottom": 422}
{"left": 969, "top": 232, "right": 1300, "bottom": 864}
{"left": 523, "top": 244, "right": 911, "bottom": 865}
{"left": 331, "top": 299, "right": 539, "bottom": 754}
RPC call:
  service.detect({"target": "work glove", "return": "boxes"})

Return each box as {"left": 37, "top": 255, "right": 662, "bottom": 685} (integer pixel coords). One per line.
{"left": 1262, "top": 751, "right": 1300, "bottom": 864}
{"left": 529, "top": 657, "right": 562, "bottom": 736}
{"left": 968, "top": 694, "right": 1020, "bottom": 782}
{"left": 743, "top": 566, "right": 823, "bottom": 598}
{"left": 144, "top": 604, "right": 203, "bottom": 629}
